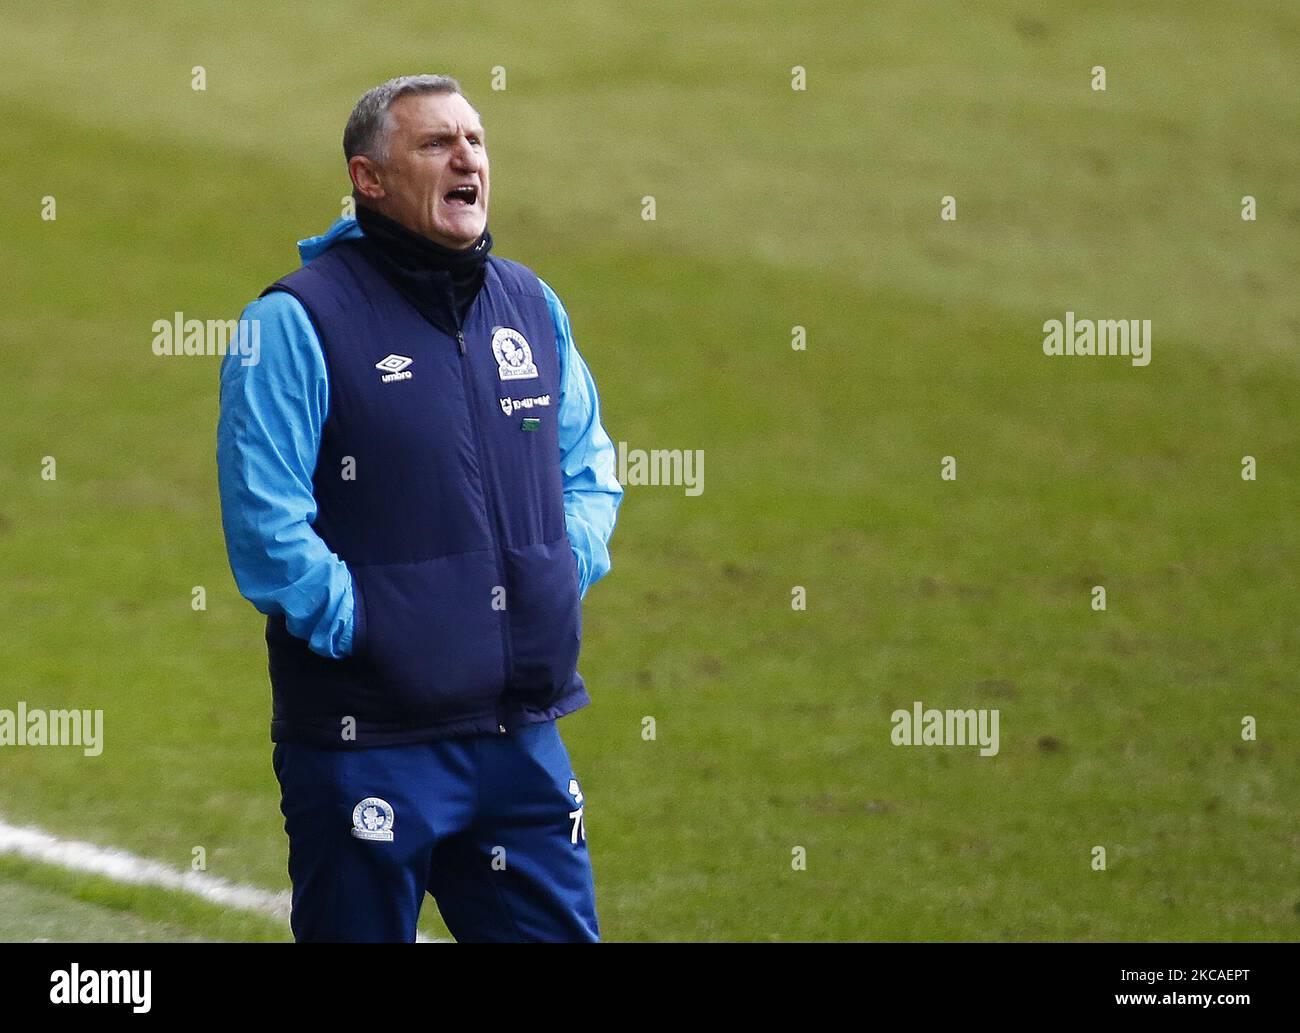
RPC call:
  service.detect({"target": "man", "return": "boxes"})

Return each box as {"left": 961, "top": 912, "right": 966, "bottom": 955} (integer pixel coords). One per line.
{"left": 216, "top": 74, "right": 623, "bottom": 942}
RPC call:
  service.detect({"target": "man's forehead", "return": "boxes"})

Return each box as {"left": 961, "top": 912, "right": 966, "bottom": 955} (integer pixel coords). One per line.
{"left": 391, "top": 92, "right": 484, "bottom": 135}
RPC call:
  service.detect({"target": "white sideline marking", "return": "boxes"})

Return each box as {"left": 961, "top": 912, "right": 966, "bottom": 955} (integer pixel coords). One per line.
{"left": 0, "top": 817, "right": 442, "bottom": 942}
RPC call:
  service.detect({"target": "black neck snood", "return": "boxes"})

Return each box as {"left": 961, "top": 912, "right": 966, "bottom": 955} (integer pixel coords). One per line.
{"left": 354, "top": 202, "right": 493, "bottom": 337}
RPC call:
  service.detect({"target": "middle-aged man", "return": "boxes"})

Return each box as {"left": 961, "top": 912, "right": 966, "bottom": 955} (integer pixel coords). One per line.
{"left": 216, "top": 74, "right": 623, "bottom": 942}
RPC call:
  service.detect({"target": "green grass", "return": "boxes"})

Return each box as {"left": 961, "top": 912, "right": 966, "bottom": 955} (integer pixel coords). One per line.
{"left": 0, "top": 855, "right": 281, "bottom": 942}
{"left": 0, "top": 0, "right": 1296, "bottom": 941}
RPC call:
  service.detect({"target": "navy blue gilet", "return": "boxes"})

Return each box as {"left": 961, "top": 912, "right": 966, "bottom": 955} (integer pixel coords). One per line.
{"left": 260, "top": 239, "right": 588, "bottom": 747}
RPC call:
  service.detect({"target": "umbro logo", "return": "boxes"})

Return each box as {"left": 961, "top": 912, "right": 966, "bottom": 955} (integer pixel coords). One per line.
{"left": 375, "top": 354, "right": 414, "bottom": 383}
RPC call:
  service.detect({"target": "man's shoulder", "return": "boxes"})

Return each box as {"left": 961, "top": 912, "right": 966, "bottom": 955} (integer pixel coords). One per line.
{"left": 488, "top": 253, "right": 546, "bottom": 299}
{"left": 261, "top": 239, "right": 364, "bottom": 300}
{"left": 243, "top": 286, "right": 309, "bottom": 320}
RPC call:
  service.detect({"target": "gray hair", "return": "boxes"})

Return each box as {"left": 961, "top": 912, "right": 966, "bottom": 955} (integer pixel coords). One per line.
{"left": 343, "top": 74, "right": 472, "bottom": 164}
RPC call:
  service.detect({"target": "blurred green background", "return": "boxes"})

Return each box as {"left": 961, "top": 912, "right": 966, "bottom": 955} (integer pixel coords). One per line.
{"left": 0, "top": 0, "right": 1296, "bottom": 941}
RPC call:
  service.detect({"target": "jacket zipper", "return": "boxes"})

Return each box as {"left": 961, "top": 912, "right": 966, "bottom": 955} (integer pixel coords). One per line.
{"left": 452, "top": 316, "right": 514, "bottom": 735}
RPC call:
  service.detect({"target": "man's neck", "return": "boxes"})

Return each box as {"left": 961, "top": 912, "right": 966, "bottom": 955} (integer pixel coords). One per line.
{"left": 354, "top": 202, "right": 489, "bottom": 265}
{"left": 353, "top": 201, "right": 493, "bottom": 335}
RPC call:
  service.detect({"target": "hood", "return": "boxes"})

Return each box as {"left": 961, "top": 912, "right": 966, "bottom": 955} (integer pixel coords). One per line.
{"left": 296, "top": 215, "right": 363, "bottom": 264}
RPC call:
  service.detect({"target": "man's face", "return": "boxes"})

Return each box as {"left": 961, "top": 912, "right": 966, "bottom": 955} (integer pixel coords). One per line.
{"left": 357, "top": 90, "right": 489, "bottom": 249}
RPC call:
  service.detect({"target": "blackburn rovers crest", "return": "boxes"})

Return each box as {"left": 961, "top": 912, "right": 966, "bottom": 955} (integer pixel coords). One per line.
{"left": 491, "top": 326, "right": 539, "bottom": 381}
{"left": 350, "top": 797, "right": 395, "bottom": 842}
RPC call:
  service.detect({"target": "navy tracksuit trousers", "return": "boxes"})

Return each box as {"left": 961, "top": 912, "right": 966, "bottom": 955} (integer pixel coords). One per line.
{"left": 272, "top": 720, "right": 599, "bottom": 942}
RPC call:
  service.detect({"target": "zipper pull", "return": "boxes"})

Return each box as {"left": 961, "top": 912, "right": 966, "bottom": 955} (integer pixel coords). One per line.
{"left": 456, "top": 330, "right": 466, "bottom": 356}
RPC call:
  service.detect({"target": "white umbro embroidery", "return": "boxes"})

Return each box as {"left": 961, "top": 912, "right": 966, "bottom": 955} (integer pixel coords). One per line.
{"left": 375, "top": 354, "right": 414, "bottom": 383}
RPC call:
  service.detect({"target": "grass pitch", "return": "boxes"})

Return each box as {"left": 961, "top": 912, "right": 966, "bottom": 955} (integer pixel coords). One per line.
{"left": 0, "top": 1, "right": 1296, "bottom": 940}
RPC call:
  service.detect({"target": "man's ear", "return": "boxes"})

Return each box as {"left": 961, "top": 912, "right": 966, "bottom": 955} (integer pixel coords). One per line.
{"left": 348, "top": 155, "right": 386, "bottom": 201}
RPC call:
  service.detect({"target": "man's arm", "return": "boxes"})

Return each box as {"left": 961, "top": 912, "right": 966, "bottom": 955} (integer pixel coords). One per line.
{"left": 215, "top": 290, "right": 359, "bottom": 657}
{"left": 539, "top": 278, "right": 624, "bottom": 599}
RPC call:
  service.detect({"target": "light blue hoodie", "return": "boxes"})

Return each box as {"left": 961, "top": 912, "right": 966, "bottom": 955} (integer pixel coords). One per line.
{"left": 216, "top": 217, "right": 623, "bottom": 659}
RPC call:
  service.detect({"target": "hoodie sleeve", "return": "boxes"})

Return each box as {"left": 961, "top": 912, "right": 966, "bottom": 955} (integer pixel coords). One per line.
{"left": 538, "top": 278, "right": 624, "bottom": 599}
{"left": 216, "top": 289, "right": 359, "bottom": 658}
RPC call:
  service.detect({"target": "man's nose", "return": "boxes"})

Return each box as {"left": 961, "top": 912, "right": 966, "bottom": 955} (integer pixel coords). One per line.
{"left": 451, "top": 137, "right": 480, "bottom": 169}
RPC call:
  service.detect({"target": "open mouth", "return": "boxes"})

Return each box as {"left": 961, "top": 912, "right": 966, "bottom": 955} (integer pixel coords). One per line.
{"left": 443, "top": 184, "right": 479, "bottom": 207}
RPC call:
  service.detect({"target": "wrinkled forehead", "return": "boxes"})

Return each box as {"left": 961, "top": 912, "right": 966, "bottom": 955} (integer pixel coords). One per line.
{"left": 389, "top": 91, "right": 485, "bottom": 139}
